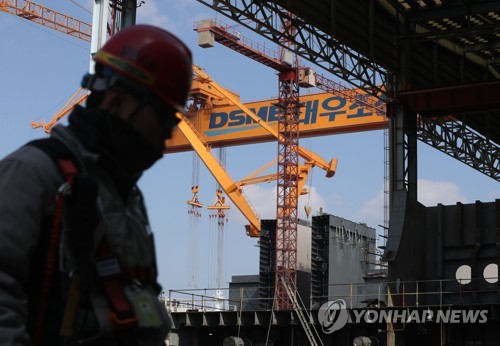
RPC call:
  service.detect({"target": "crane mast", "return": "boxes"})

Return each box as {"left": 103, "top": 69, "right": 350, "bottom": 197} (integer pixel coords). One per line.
{"left": 196, "top": 16, "right": 335, "bottom": 310}
{"left": 275, "top": 26, "right": 300, "bottom": 310}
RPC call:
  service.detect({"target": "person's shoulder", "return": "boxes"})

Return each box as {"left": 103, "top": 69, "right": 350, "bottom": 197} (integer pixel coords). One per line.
{"left": 0, "top": 138, "right": 67, "bottom": 180}
{"left": 25, "top": 137, "right": 74, "bottom": 161}
{"left": 0, "top": 139, "right": 68, "bottom": 218}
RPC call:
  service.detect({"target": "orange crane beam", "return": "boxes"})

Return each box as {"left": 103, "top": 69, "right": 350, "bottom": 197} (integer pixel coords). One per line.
{"left": 190, "top": 66, "right": 338, "bottom": 178}
{"left": 167, "top": 86, "right": 387, "bottom": 153}
{"left": 0, "top": 0, "right": 92, "bottom": 42}
{"left": 235, "top": 160, "right": 312, "bottom": 196}
{"left": 31, "top": 87, "right": 88, "bottom": 133}
{"left": 177, "top": 111, "right": 262, "bottom": 237}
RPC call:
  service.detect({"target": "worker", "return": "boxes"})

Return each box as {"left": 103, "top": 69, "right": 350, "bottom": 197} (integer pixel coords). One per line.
{"left": 0, "top": 24, "right": 192, "bottom": 345}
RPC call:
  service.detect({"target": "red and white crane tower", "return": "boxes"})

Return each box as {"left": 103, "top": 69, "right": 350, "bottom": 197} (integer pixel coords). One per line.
{"left": 274, "top": 15, "right": 301, "bottom": 311}
{"left": 197, "top": 17, "right": 302, "bottom": 310}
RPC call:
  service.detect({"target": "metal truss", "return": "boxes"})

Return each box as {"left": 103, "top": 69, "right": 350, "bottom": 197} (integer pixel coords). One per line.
{"left": 194, "top": 1, "right": 499, "bottom": 184}
{"left": 110, "top": 0, "right": 137, "bottom": 31}
{"left": 275, "top": 70, "right": 300, "bottom": 311}
{"left": 194, "top": 0, "right": 388, "bottom": 100}
{"left": 417, "top": 117, "right": 500, "bottom": 182}
{"left": 0, "top": 0, "right": 92, "bottom": 41}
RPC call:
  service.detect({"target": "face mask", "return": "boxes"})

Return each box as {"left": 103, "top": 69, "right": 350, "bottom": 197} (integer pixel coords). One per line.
{"left": 103, "top": 112, "right": 164, "bottom": 173}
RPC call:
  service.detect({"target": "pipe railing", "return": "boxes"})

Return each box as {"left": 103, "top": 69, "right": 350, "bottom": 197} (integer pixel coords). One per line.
{"left": 165, "top": 276, "right": 500, "bottom": 313}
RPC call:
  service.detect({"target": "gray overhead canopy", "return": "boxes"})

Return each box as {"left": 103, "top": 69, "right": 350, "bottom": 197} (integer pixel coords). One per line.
{"left": 273, "top": 0, "right": 500, "bottom": 145}
{"left": 195, "top": 0, "right": 500, "bottom": 179}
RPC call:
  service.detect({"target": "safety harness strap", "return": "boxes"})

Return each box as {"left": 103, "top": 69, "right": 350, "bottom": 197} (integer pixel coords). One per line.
{"left": 33, "top": 159, "right": 78, "bottom": 346}
{"left": 95, "top": 238, "right": 138, "bottom": 328}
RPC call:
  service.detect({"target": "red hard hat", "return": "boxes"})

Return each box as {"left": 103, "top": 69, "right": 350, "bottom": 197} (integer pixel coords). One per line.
{"left": 94, "top": 24, "right": 193, "bottom": 113}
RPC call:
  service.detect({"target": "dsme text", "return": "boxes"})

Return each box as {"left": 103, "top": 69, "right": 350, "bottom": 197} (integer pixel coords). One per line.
{"left": 208, "top": 96, "right": 383, "bottom": 129}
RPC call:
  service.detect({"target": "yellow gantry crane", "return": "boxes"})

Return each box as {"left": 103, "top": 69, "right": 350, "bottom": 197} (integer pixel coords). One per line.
{"left": 190, "top": 65, "right": 338, "bottom": 179}
{"left": 1, "top": 0, "right": 337, "bottom": 237}
{"left": 3, "top": 1, "right": 389, "bottom": 239}
{"left": 180, "top": 65, "right": 339, "bottom": 236}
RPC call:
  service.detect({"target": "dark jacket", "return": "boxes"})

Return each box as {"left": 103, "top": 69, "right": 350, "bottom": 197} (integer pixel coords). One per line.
{"left": 0, "top": 107, "right": 170, "bottom": 345}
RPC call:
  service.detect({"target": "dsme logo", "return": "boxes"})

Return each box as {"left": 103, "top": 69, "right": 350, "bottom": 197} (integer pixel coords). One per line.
{"left": 207, "top": 95, "right": 385, "bottom": 132}
{"left": 317, "top": 299, "right": 488, "bottom": 334}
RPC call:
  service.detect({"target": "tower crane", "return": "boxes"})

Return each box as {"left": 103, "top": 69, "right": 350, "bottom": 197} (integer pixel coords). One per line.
{"left": 275, "top": 13, "right": 301, "bottom": 311}
{"left": 196, "top": 16, "right": 309, "bottom": 310}
{"left": 193, "top": 17, "right": 386, "bottom": 311}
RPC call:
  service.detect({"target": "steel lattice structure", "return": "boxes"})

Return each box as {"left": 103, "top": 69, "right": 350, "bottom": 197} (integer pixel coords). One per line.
{"left": 194, "top": 0, "right": 500, "bottom": 185}
{"left": 417, "top": 117, "right": 500, "bottom": 182}
{"left": 0, "top": 0, "right": 92, "bottom": 41}
{"left": 194, "top": 0, "right": 388, "bottom": 100}
{"left": 275, "top": 68, "right": 300, "bottom": 310}
{"left": 273, "top": 12, "right": 301, "bottom": 310}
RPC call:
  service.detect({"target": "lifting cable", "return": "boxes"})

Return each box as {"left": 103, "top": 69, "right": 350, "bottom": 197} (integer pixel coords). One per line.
{"left": 187, "top": 110, "right": 202, "bottom": 288}
{"left": 304, "top": 138, "right": 315, "bottom": 220}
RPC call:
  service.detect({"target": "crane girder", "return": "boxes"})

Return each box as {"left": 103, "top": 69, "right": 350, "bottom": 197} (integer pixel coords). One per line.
{"left": 236, "top": 162, "right": 312, "bottom": 196}
{"left": 0, "top": 0, "right": 92, "bottom": 42}
{"left": 417, "top": 116, "right": 500, "bottom": 182}
{"left": 178, "top": 113, "right": 261, "bottom": 237}
{"left": 32, "top": 87, "right": 88, "bottom": 133}
{"left": 191, "top": 65, "right": 339, "bottom": 178}
{"left": 169, "top": 89, "right": 388, "bottom": 153}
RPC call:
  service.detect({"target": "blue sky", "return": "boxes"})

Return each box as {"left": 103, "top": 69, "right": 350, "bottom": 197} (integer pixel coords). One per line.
{"left": 1, "top": 0, "right": 498, "bottom": 293}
